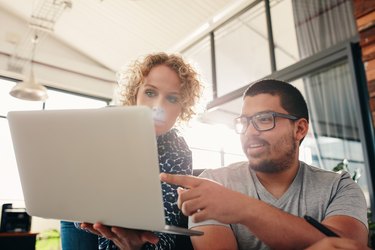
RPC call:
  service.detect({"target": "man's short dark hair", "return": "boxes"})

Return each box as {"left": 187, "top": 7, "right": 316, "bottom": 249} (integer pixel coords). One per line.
{"left": 244, "top": 79, "right": 309, "bottom": 123}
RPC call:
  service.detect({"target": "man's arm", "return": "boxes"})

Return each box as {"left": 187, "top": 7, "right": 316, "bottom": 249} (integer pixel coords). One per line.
{"left": 161, "top": 173, "right": 369, "bottom": 249}
{"left": 191, "top": 225, "right": 238, "bottom": 250}
{"left": 236, "top": 199, "right": 368, "bottom": 249}
{"left": 304, "top": 237, "right": 371, "bottom": 250}
{"left": 322, "top": 215, "right": 368, "bottom": 244}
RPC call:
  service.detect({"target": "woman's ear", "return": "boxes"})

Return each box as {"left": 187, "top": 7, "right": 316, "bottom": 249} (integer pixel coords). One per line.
{"left": 294, "top": 118, "right": 309, "bottom": 143}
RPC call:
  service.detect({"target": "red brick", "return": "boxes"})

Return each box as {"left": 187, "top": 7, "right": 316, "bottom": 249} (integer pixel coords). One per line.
{"left": 366, "top": 59, "right": 375, "bottom": 82}
{"left": 354, "top": 0, "right": 375, "bottom": 19}
{"left": 362, "top": 43, "right": 375, "bottom": 61}
{"left": 359, "top": 26, "right": 375, "bottom": 47}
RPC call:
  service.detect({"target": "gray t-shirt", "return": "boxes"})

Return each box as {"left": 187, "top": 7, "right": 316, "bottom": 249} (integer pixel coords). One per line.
{"left": 189, "top": 161, "right": 368, "bottom": 250}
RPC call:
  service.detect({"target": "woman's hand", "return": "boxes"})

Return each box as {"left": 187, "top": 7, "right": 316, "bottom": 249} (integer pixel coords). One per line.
{"left": 80, "top": 222, "right": 159, "bottom": 250}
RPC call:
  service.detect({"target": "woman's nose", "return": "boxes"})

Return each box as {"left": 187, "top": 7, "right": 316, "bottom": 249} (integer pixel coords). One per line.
{"left": 152, "top": 106, "right": 166, "bottom": 122}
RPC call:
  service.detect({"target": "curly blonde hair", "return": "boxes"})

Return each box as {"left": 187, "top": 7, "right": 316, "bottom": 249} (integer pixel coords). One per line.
{"left": 117, "top": 52, "right": 202, "bottom": 122}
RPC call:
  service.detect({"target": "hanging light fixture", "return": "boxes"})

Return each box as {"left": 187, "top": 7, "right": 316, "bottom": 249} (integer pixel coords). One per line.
{"left": 9, "top": 34, "right": 48, "bottom": 101}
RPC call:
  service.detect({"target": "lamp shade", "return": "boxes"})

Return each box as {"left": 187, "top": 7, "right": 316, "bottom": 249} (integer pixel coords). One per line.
{"left": 9, "top": 71, "right": 48, "bottom": 101}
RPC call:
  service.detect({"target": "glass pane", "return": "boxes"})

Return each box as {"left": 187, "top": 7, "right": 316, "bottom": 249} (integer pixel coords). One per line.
{"left": 44, "top": 89, "right": 107, "bottom": 110}
{"left": 291, "top": 62, "right": 370, "bottom": 206}
{"left": 224, "top": 153, "right": 247, "bottom": 167}
{"left": 182, "top": 122, "right": 223, "bottom": 152}
{"left": 215, "top": 1, "right": 271, "bottom": 96}
{"left": 183, "top": 37, "right": 214, "bottom": 102}
{"left": 0, "top": 78, "right": 43, "bottom": 116}
{"left": 1, "top": 84, "right": 108, "bottom": 204}
{"left": 220, "top": 127, "right": 243, "bottom": 155}
{"left": 191, "top": 148, "right": 222, "bottom": 169}
{"left": 271, "top": 0, "right": 357, "bottom": 69}
{"left": 182, "top": 121, "right": 246, "bottom": 169}
{"left": 270, "top": 0, "right": 300, "bottom": 70}
{"left": 0, "top": 118, "right": 24, "bottom": 201}
{"left": 291, "top": 0, "right": 357, "bottom": 59}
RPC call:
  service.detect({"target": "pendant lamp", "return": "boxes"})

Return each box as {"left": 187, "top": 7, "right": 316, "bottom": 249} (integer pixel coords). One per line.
{"left": 9, "top": 35, "right": 48, "bottom": 101}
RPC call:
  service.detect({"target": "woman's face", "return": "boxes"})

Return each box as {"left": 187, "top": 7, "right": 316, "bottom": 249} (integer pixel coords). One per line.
{"left": 136, "top": 64, "right": 182, "bottom": 135}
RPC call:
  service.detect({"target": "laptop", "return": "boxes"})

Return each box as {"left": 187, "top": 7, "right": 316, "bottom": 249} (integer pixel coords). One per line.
{"left": 7, "top": 106, "right": 203, "bottom": 236}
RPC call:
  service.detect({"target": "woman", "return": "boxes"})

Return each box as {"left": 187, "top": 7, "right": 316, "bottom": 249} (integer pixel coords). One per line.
{"left": 61, "top": 52, "right": 202, "bottom": 250}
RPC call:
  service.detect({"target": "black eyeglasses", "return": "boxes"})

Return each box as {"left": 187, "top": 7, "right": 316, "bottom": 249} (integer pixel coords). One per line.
{"left": 234, "top": 111, "right": 298, "bottom": 134}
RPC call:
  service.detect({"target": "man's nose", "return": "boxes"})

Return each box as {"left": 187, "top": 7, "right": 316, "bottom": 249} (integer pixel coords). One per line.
{"left": 244, "top": 121, "right": 260, "bottom": 136}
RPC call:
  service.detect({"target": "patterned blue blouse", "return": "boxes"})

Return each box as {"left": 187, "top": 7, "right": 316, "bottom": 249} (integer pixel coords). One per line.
{"left": 98, "top": 128, "right": 192, "bottom": 249}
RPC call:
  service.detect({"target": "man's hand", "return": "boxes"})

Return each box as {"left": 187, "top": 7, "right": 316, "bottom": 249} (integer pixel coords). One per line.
{"left": 160, "top": 173, "right": 250, "bottom": 224}
{"left": 80, "top": 222, "right": 159, "bottom": 250}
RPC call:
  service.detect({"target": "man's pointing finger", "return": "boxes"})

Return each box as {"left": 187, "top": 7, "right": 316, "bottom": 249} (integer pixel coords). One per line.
{"left": 160, "top": 173, "right": 202, "bottom": 188}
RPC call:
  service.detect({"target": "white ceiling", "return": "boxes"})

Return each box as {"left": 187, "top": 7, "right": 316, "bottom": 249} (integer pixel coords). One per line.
{"left": 0, "top": 0, "right": 252, "bottom": 72}
{"left": 0, "top": 0, "right": 255, "bottom": 124}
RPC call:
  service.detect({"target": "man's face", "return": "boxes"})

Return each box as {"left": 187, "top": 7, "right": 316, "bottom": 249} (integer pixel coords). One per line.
{"left": 240, "top": 94, "right": 299, "bottom": 173}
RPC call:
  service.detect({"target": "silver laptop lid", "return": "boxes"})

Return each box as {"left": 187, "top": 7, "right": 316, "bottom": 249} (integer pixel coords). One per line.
{"left": 7, "top": 106, "right": 167, "bottom": 231}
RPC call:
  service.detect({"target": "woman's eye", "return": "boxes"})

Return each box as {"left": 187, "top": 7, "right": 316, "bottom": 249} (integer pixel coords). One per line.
{"left": 145, "top": 89, "right": 156, "bottom": 97}
{"left": 167, "top": 96, "right": 178, "bottom": 104}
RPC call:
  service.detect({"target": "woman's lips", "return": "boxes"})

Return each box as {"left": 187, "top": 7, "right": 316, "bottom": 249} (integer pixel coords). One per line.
{"left": 153, "top": 119, "right": 165, "bottom": 126}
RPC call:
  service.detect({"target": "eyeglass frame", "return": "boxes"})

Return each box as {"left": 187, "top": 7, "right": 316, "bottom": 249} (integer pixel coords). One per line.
{"left": 234, "top": 111, "right": 299, "bottom": 134}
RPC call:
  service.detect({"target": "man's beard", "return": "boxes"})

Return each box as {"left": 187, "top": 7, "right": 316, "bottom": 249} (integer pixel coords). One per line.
{"left": 249, "top": 134, "right": 297, "bottom": 173}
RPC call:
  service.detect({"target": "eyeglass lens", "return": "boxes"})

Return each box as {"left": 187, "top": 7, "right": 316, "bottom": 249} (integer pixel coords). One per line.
{"left": 235, "top": 113, "right": 275, "bottom": 133}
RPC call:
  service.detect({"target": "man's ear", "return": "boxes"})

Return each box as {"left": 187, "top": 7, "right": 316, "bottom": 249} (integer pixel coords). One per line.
{"left": 294, "top": 118, "right": 309, "bottom": 142}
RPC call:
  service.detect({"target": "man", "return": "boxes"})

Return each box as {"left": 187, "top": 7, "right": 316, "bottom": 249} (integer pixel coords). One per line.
{"left": 160, "top": 79, "right": 369, "bottom": 249}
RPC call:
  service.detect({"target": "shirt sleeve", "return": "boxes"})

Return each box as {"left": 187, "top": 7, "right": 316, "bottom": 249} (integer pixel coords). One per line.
{"left": 325, "top": 171, "right": 368, "bottom": 228}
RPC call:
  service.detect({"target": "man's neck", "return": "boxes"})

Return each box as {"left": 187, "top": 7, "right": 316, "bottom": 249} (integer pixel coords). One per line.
{"left": 255, "top": 160, "right": 300, "bottom": 199}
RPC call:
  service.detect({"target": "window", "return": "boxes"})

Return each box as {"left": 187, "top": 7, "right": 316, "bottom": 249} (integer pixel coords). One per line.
{"left": 180, "top": 0, "right": 372, "bottom": 208}
{"left": 0, "top": 78, "right": 108, "bottom": 204}
{"left": 215, "top": 1, "right": 271, "bottom": 96}
{"left": 293, "top": 61, "right": 371, "bottom": 205}
{"left": 270, "top": 0, "right": 299, "bottom": 70}
{"left": 0, "top": 79, "right": 43, "bottom": 116}
{"left": 44, "top": 89, "right": 107, "bottom": 110}
{"left": 181, "top": 121, "right": 247, "bottom": 169}
{"left": 0, "top": 118, "right": 23, "bottom": 200}
{"left": 0, "top": 78, "right": 43, "bottom": 201}
{"left": 183, "top": 37, "right": 214, "bottom": 102}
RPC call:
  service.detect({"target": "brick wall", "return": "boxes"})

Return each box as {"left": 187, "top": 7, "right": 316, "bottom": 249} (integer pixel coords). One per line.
{"left": 353, "top": 0, "right": 375, "bottom": 126}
